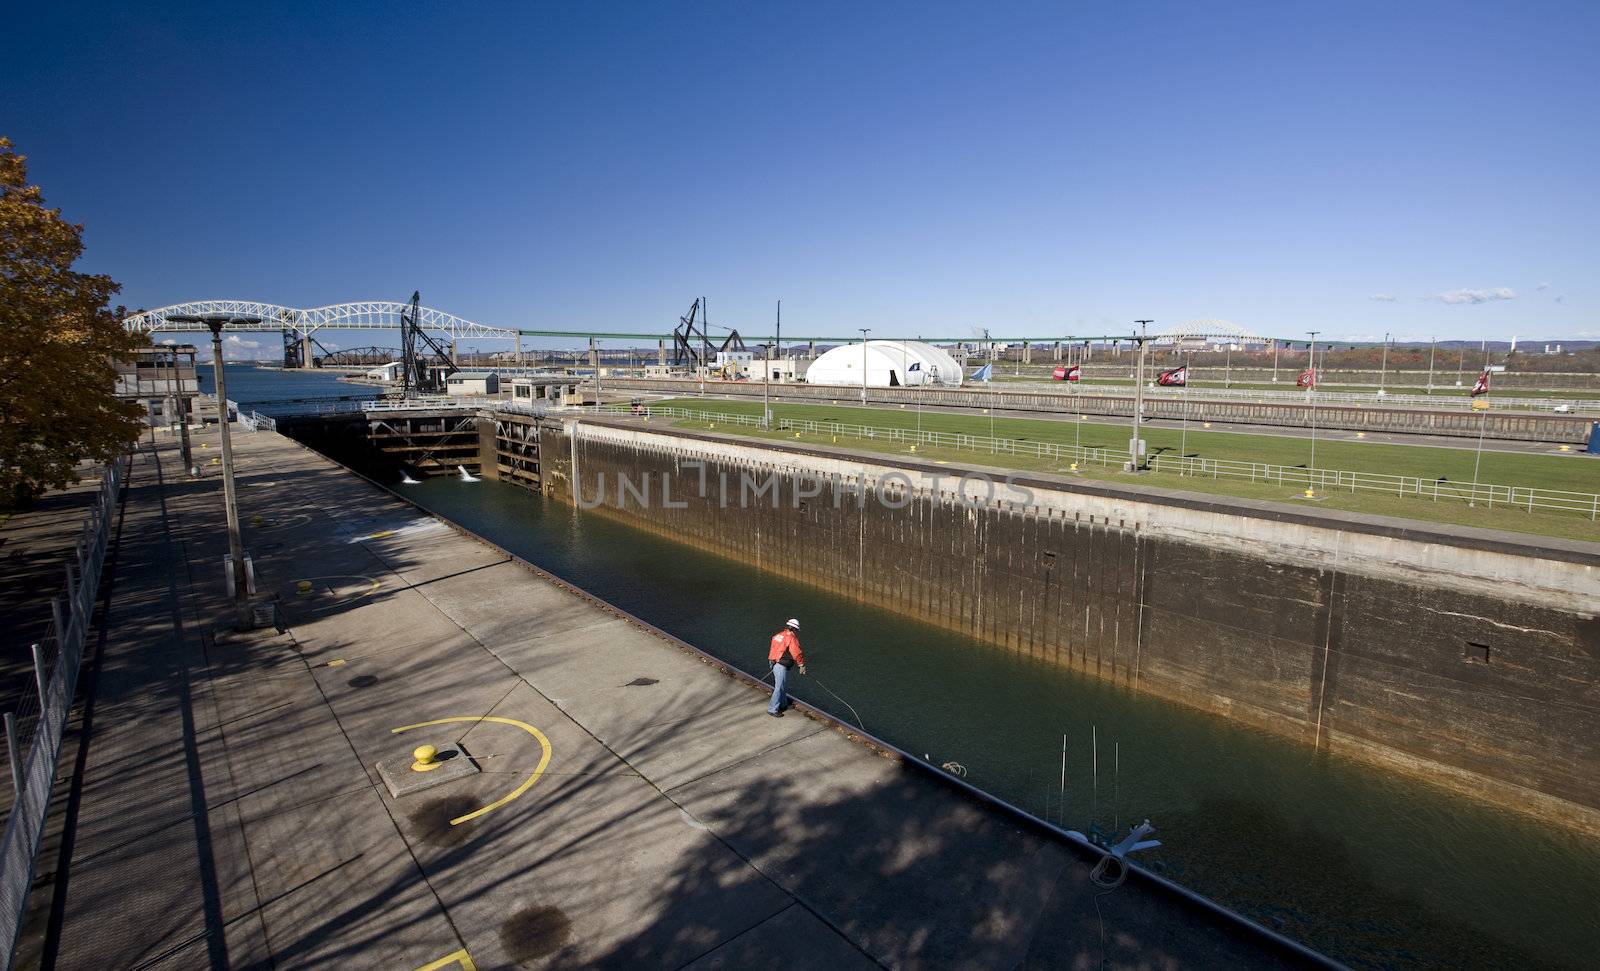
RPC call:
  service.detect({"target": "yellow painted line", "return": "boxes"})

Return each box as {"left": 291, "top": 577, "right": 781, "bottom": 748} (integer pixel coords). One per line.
{"left": 413, "top": 948, "right": 477, "bottom": 971}
{"left": 365, "top": 529, "right": 397, "bottom": 539}
{"left": 391, "top": 716, "right": 553, "bottom": 825}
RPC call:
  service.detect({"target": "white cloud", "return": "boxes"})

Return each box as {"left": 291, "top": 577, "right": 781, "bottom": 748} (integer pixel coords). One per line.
{"left": 1537, "top": 281, "right": 1551, "bottom": 290}
{"left": 1368, "top": 294, "right": 1398, "bottom": 302}
{"left": 1435, "top": 287, "right": 1517, "bottom": 305}
{"left": 159, "top": 338, "right": 177, "bottom": 345}
{"left": 225, "top": 335, "right": 262, "bottom": 349}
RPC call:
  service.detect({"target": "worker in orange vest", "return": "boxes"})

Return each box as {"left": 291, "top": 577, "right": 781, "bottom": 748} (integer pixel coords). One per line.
{"left": 766, "top": 618, "right": 806, "bottom": 716}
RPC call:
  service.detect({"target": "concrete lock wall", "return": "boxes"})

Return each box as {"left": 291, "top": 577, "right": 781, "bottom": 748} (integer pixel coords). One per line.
{"left": 599, "top": 377, "right": 1594, "bottom": 443}
{"left": 527, "top": 416, "right": 1600, "bottom": 834}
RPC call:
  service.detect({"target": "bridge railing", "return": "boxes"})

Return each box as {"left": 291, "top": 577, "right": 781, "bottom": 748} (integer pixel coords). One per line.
{"left": 0, "top": 455, "right": 126, "bottom": 964}
{"left": 612, "top": 405, "right": 1600, "bottom": 521}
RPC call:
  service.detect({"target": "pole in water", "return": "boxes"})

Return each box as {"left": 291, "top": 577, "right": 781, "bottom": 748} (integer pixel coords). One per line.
{"left": 1059, "top": 734, "right": 1067, "bottom": 827}
{"left": 1092, "top": 725, "right": 1099, "bottom": 827}
{"left": 1114, "top": 741, "right": 1120, "bottom": 833}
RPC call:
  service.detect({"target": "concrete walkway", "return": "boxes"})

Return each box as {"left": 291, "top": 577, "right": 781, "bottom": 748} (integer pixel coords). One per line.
{"left": 19, "top": 428, "right": 1311, "bottom": 969}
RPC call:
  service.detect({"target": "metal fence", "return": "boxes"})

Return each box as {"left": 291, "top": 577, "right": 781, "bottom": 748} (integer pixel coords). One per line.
{"left": 226, "top": 399, "right": 277, "bottom": 432}
{"left": 616, "top": 405, "right": 1600, "bottom": 521}
{"left": 0, "top": 454, "right": 125, "bottom": 963}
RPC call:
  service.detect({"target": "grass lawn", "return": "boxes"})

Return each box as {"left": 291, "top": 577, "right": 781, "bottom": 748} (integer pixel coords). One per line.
{"left": 647, "top": 398, "right": 1600, "bottom": 543}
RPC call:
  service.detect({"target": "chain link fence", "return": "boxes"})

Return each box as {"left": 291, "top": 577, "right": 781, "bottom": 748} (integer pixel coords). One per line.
{"left": 0, "top": 455, "right": 125, "bottom": 964}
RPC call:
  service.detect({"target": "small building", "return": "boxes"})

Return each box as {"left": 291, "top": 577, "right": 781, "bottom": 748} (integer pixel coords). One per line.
{"left": 365, "top": 361, "right": 404, "bottom": 382}
{"left": 116, "top": 345, "right": 199, "bottom": 425}
{"left": 445, "top": 372, "right": 501, "bottom": 396}
{"left": 509, "top": 376, "right": 578, "bottom": 404}
{"left": 750, "top": 358, "right": 803, "bottom": 383}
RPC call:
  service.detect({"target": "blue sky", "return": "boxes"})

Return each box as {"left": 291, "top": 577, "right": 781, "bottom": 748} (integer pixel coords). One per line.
{"left": 3, "top": 0, "right": 1594, "bottom": 353}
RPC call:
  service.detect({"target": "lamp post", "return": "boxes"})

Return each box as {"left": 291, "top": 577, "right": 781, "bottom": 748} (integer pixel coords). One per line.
{"left": 169, "top": 312, "right": 260, "bottom": 626}
{"left": 859, "top": 328, "right": 871, "bottom": 405}
{"left": 1306, "top": 331, "right": 1320, "bottom": 496}
{"left": 1427, "top": 337, "right": 1436, "bottom": 395}
{"left": 1131, "top": 320, "right": 1153, "bottom": 470}
{"left": 1379, "top": 332, "right": 1390, "bottom": 393}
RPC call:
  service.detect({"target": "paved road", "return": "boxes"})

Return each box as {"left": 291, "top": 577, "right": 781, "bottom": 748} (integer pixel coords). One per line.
{"left": 17, "top": 430, "right": 1317, "bottom": 969}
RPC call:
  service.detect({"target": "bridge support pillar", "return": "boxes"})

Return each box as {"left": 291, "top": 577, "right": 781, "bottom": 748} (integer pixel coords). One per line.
{"left": 1053, "top": 341, "right": 1062, "bottom": 361}
{"left": 807, "top": 340, "right": 815, "bottom": 359}
{"left": 515, "top": 333, "right": 523, "bottom": 365}
{"left": 589, "top": 337, "right": 598, "bottom": 369}
{"left": 658, "top": 339, "right": 666, "bottom": 366}
{"left": 1022, "top": 341, "right": 1031, "bottom": 364}
{"left": 449, "top": 339, "right": 458, "bottom": 365}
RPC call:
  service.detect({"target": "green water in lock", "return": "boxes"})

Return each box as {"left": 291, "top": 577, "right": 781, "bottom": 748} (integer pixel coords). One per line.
{"left": 380, "top": 474, "right": 1595, "bottom": 969}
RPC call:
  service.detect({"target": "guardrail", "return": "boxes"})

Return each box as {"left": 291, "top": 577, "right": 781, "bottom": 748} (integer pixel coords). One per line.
{"left": 226, "top": 399, "right": 277, "bottom": 432}
{"left": 1089, "top": 384, "right": 1600, "bottom": 414}
{"left": 613, "top": 405, "right": 1600, "bottom": 521}
{"left": 0, "top": 454, "right": 126, "bottom": 963}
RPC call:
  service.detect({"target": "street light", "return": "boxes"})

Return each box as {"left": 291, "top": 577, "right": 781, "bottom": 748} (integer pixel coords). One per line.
{"left": 166, "top": 312, "right": 261, "bottom": 627}
{"left": 1131, "top": 320, "right": 1153, "bottom": 470}
{"left": 859, "top": 328, "right": 871, "bottom": 405}
{"left": 1379, "top": 332, "right": 1390, "bottom": 393}
{"left": 1306, "top": 330, "right": 1320, "bottom": 497}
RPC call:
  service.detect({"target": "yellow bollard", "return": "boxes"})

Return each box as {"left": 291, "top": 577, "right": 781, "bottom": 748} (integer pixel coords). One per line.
{"left": 1304, "top": 488, "right": 1317, "bottom": 499}
{"left": 1203, "top": 422, "right": 1211, "bottom": 428}
{"left": 411, "top": 745, "right": 442, "bottom": 772}
{"left": 1558, "top": 445, "right": 1571, "bottom": 452}
{"left": 296, "top": 580, "right": 312, "bottom": 596}
{"left": 1356, "top": 432, "right": 1366, "bottom": 439}
{"left": 251, "top": 514, "right": 263, "bottom": 527}
{"left": 1069, "top": 462, "right": 1079, "bottom": 472}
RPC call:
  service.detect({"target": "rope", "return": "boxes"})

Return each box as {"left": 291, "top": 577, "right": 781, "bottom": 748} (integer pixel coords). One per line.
{"left": 807, "top": 675, "right": 866, "bottom": 732}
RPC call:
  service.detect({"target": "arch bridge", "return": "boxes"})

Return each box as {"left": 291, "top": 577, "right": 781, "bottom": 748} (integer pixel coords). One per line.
{"left": 123, "top": 300, "right": 520, "bottom": 342}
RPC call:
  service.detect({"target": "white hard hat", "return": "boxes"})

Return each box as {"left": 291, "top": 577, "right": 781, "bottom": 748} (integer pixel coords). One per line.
{"left": 785, "top": 618, "right": 800, "bottom": 630}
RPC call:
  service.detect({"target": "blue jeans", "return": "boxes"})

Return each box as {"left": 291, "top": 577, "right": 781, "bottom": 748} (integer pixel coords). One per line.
{"left": 768, "top": 663, "right": 789, "bottom": 714}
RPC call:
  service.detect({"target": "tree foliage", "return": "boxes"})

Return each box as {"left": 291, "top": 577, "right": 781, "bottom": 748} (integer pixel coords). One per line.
{"left": 0, "top": 136, "right": 144, "bottom": 504}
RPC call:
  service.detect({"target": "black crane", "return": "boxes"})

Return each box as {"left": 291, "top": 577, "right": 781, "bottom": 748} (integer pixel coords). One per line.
{"left": 399, "top": 290, "right": 457, "bottom": 396}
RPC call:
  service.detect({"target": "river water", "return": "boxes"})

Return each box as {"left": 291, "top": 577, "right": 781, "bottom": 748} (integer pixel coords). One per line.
{"left": 240, "top": 368, "right": 1596, "bottom": 968}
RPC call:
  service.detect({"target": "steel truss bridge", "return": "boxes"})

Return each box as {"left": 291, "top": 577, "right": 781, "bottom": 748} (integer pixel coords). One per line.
{"left": 122, "top": 299, "right": 1355, "bottom": 350}
{"left": 123, "top": 300, "right": 520, "bottom": 343}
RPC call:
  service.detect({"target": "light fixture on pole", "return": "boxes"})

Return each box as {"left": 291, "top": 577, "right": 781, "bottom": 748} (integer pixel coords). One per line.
{"left": 167, "top": 312, "right": 261, "bottom": 627}
{"left": 859, "top": 328, "right": 871, "bottom": 406}
{"left": 1379, "top": 332, "right": 1390, "bottom": 393}
{"left": 1306, "top": 330, "right": 1320, "bottom": 498}
{"left": 1130, "top": 320, "right": 1153, "bottom": 471}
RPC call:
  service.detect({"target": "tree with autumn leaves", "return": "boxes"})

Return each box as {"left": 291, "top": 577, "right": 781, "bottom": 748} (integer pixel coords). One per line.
{"left": 1, "top": 137, "right": 144, "bottom": 505}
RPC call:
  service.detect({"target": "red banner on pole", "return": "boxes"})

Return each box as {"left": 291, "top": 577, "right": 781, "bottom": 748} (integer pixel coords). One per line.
{"left": 1157, "top": 365, "right": 1187, "bottom": 387}
{"left": 1052, "top": 364, "right": 1081, "bottom": 382}
{"left": 1471, "top": 370, "right": 1491, "bottom": 396}
{"left": 1296, "top": 368, "right": 1317, "bottom": 388}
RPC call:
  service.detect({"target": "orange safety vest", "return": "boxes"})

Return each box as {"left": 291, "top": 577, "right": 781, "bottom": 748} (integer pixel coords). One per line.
{"left": 768, "top": 629, "right": 805, "bottom": 668}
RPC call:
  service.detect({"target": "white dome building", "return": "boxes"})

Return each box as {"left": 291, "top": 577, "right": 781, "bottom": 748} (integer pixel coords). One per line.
{"left": 803, "top": 340, "right": 964, "bottom": 388}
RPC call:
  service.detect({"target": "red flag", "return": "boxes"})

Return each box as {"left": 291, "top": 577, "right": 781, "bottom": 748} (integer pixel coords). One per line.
{"left": 1471, "top": 370, "right": 1490, "bottom": 396}
{"left": 1296, "top": 368, "right": 1317, "bottom": 389}
{"left": 1052, "top": 364, "right": 1081, "bottom": 382}
{"left": 1157, "top": 365, "right": 1187, "bottom": 387}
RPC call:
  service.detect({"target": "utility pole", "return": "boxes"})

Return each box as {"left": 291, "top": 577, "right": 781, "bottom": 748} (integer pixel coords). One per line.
{"left": 1306, "top": 330, "right": 1320, "bottom": 496}
{"left": 1379, "top": 333, "right": 1390, "bottom": 393}
{"left": 859, "top": 328, "right": 871, "bottom": 405}
{"left": 169, "top": 313, "right": 260, "bottom": 627}
{"left": 1131, "top": 320, "right": 1153, "bottom": 470}
{"left": 1272, "top": 339, "right": 1280, "bottom": 383}
{"left": 1427, "top": 337, "right": 1436, "bottom": 395}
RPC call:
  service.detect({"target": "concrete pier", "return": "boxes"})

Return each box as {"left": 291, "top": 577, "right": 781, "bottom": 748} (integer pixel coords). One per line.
{"left": 8, "top": 430, "right": 1313, "bottom": 968}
